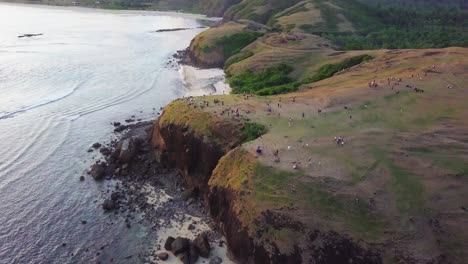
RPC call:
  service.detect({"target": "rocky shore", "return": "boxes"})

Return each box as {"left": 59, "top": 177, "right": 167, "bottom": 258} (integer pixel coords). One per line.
{"left": 84, "top": 117, "right": 233, "bottom": 263}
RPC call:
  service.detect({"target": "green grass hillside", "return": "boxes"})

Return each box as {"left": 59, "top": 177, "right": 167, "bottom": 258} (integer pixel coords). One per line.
{"left": 163, "top": 47, "right": 468, "bottom": 263}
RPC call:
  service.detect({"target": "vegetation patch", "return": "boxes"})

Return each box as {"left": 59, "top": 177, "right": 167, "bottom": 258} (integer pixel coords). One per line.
{"left": 301, "top": 184, "right": 382, "bottom": 237}
{"left": 215, "top": 32, "right": 263, "bottom": 58}
{"left": 252, "top": 163, "right": 300, "bottom": 208}
{"left": 224, "top": 51, "right": 254, "bottom": 70}
{"left": 229, "top": 64, "right": 300, "bottom": 95}
{"left": 407, "top": 147, "right": 468, "bottom": 176}
{"left": 303, "top": 54, "right": 373, "bottom": 84}
{"left": 210, "top": 148, "right": 255, "bottom": 191}
{"left": 372, "top": 148, "right": 425, "bottom": 215}
{"left": 242, "top": 122, "right": 267, "bottom": 143}
{"left": 318, "top": 3, "right": 468, "bottom": 49}
{"left": 160, "top": 100, "right": 214, "bottom": 138}
{"left": 252, "top": 163, "right": 381, "bottom": 237}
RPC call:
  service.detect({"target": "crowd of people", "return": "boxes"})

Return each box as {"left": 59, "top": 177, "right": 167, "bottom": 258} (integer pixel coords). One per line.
{"left": 177, "top": 64, "right": 458, "bottom": 173}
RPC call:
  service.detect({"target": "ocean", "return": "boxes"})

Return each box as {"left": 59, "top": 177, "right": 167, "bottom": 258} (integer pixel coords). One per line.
{"left": 0, "top": 3, "right": 218, "bottom": 263}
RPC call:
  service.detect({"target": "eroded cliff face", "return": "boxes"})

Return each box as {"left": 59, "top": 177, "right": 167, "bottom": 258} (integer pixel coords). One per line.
{"left": 151, "top": 121, "right": 225, "bottom": 192}
{"left": 151, "top": 100, "right": 242, "bottom": 192}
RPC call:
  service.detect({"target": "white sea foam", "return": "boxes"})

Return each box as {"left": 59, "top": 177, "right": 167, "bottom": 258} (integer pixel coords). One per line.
{"left": 179, "top": 65, "right": 231, "bottom": 96}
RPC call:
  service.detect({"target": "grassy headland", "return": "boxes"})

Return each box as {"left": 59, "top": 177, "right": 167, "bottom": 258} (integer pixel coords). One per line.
{"left": 159, "top": 47, "right": 468, "bottom": 262}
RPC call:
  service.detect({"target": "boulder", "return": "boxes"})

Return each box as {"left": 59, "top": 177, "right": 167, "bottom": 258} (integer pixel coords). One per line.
{"left": 110, "top": 192, "right": 119, "bottom": 201}
{"left": 90, "top": 163, "right": 107, "bottom": 180}
{"left": 158, "top": 252, "right": 169, "bottom": 261}
{"left": 118, "top": 137, "right": 138, "bottom": 163}
{"left": 179, "top": 252, "right": 190, "bottom": 264}
{"left": 164, "top": 236, "right": 175, "bottom": 251}
{"left": 193, "top": 232, "right": 211, "bottom": 258}
{"left": 114, "top": 125, "right": 127, "bottom": 133}
{"left": 92, "top": 142, "right": 101, "bottom": 149}
{"left": 102, "top": 199, "right": 115, "bottom": 211}
{"left": 171, "top": 237, "right": 189, "bottom": 255}
{"left": 100, "top": 147, "right": 112, "bottom": 156}
{"left": 189, "top": 244, "right": 199, "bottom": 263}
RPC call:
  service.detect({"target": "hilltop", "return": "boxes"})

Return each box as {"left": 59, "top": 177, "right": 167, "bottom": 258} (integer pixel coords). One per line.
{"left": 155, "top": 47, "right": 468, "bottom": 263}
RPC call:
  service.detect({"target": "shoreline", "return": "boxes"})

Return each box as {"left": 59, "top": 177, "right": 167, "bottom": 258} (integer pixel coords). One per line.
{"left": 0, "top": 1, "right": 221, "bottom": 21}
{"left": 83, "top": 46, "right": 234, "bottom": 263}
{"left": 179, "top": 65, "right": 231, "bottom": 97}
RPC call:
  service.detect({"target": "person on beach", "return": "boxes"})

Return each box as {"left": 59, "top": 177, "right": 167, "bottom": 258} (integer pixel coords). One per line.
{"left": 288, "top": 117, "right": 293, "bottom": 127}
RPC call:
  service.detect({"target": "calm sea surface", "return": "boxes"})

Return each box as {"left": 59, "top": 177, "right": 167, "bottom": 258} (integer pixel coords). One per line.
{"left": 0, "top": 3, "right": 206, "bottom": 263}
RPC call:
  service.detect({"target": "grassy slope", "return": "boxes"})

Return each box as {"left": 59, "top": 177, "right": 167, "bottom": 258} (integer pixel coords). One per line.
{"left": 165, "top": 47, "right": 468, "bottom": 262}
{"left": 217, "top": 0, "right": 467, "bottom": 89}
{"left": 189, "top": 21, "right": 264, "bottom": 67}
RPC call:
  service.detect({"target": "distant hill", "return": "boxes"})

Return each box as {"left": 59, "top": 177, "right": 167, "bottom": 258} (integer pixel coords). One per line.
{"left": 359, "top": 0, "right": 467, "bottom": 9}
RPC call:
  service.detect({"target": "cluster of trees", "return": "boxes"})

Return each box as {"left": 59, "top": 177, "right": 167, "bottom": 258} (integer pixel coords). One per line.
{"left": 322, "top": 4, "right": 468, "bottom": 49}
{"left": 215, "top": 32, "right": 263, "bottom": 58}
{"left": 229, "top": 64, "right": 300, "bottom": 95}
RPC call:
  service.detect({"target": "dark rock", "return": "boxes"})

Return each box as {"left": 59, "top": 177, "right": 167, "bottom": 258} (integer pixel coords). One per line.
{"left": 171, "top": 237, "right": 189, "bottom": 255}
{"left": 81, "top": 220, "right": 87, "bottom": 224}
{"left": 18, "top": 33, "right": 43, "bottom": 38}
{"left": 110, "top": 192, "right": 119, "bottom": 201}
{"left": 164, "top": 236, "right": 175, "bottom": 251}
{"left": 90, "top": 163, "right": 107, "bottom": 180}
{"left": 114, "top": 125, "right": 127, "bottom": 133}
{"left": 92, "top": 142, "right": 102, "bottom": 149}
{"left": 209, "top": 256, "right": 222, "bottom": 264}
{"left": 118, "top": 137, "right": 138, "bottom": 163}
{"left": 188, "top": 224, "right": 195, "bottom": 230}
{"left": 189, "top": 244, "right": 199, "bottom": 263}
{"left": 187, "top": 198, "right": 195, "bottom": 205}
{"left": 87, "top": 149, "right": 93, "bottom": 153}
{"left": 79, "top": 176, "right": 85, "bottom": 181}
{"left": 62, "top": 243, "right": 67, "bottom": 247}
{"left": 100, "top": 147, "right": 112, "bottom": 156}
{"left": 102, "top": 199, "right": 116, "bottom": 211}
{"left": 113, "top": 122, "right": 121, "bottom": 127}
{"left": 194, "top": 232, "right": 211, "bottom": 258}
{"left": 158, "top": 252, "right": 169, "bottom": 261}
{"left": 179, "top": 252, "right": 190, "bottom": 264}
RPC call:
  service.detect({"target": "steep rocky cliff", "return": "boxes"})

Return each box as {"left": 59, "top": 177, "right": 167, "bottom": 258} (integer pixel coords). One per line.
{"left": 151, "top": 99, "right": 242, "bottom": 192}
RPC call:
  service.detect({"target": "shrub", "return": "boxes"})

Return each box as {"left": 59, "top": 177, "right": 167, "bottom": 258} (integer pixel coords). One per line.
{"left": 242, "top": 122, "right": 267, "bottom": 143}
{"left": 215, "top": 32, "right": 263, "bottom": 58}
{"left": 229, "top": 64, "right": 297, "bottom": 95}
{"left": 303, "top": 54, "right": 373, "bottom": 84}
